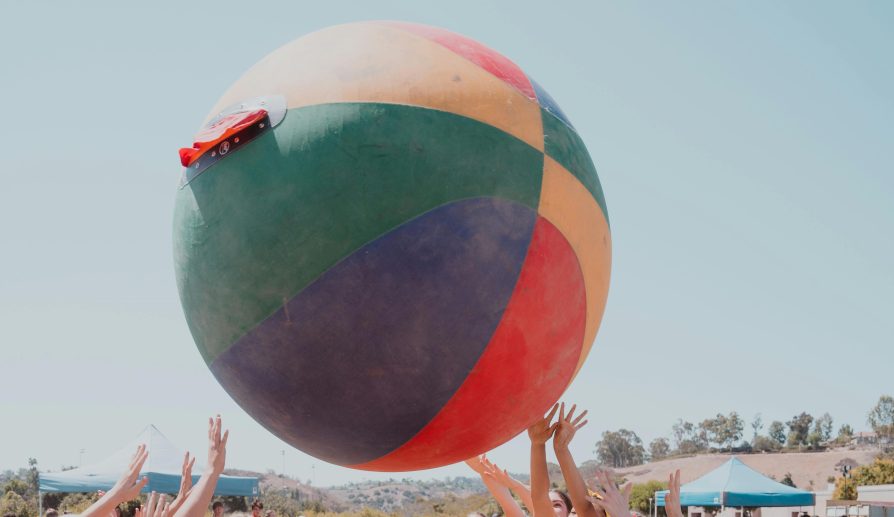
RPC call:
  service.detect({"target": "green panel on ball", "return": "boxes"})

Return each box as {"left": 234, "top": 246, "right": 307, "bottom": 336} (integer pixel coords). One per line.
{"left": 541, "top": 108, "right": 609, "bottom": 224}
{"left": 174, "top": 102, "right": 545, "bottom": 364}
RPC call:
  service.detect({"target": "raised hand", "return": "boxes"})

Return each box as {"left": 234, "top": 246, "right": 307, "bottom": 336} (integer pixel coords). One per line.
{"left": 172, "top": 416, "right": 230, "bottom": 517}
{"left": 465, "top": 454, "right": 526, "bottom": 517}
{"left": 588, "top": 469, "right": 632, "bottom": 517}
{"left": 480, "top": 457, "right": 534, "bottom": 512}
{"left": 527, "top": 403, "right": 560, "bottom": 445}
{"left": 664, "top": 470, "right": 684, "bottom": 517}
{"left": 464, "top": 455, "right": 488, "bottom": 476}
{"left": 108, "top": 445, "right": 149, "bottom": 502}
{"left": 139, "top": 492, "right": 171, "bottom": 517}
{"left": 207, "top": 415, "right": 229, "bottom": 475}
{"left": 167, "top": 452, "right": 195, "bottom": 515}
{"left": 553, "top": 402, "right": 588, "bottom": 451}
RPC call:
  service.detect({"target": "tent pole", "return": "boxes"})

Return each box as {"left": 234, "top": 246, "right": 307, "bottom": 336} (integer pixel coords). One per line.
{"left": 38, "top": 490, "right": 42, "bottom": 517}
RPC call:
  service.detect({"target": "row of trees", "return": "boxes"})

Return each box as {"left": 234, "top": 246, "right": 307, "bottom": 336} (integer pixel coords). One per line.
{"left": 594, "top": 395, "right": 894, "bottom": 468}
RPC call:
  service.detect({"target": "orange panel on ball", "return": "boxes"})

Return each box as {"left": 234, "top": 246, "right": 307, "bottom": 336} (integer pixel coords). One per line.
{"left": 350, "top": 216, "right": 586, "bottom": 471}
{"left": 538, "top": 156, "right": 612, "bottom": 378}
{"left": 204, "top": 22, "right": 544, "bottom": 151}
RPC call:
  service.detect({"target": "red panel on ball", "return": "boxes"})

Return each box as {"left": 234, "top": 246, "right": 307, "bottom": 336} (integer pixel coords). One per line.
{"left": 351, "top": 216, "right": 586, "bottom": 471}
{"left": 381, "top": 21, "right": 538, "bottom": 101}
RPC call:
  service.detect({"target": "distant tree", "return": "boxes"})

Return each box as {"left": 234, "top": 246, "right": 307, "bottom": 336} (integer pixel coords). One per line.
{"left": 751, "top": 414, "right": 763, "bottom": 444}
{"left": 753, "top": 435, "right": 782, "bottom": 452}
{"left": 768, "top": 421, "right": 786, "bottom": 445}
{"left": 700, "top": 416, "right": 724, "bottom": 449}
{"left": 0, "top": 490, "right": 31, "bottom": 517}
{"left": 630, "top": 480, "right": 668, "bottom": 515}
{"left": 815, "top": 413, "right": 834, "bottom": 442}
{"left": 837, "top": 424, "right": 855, "bottom": 443}
{"left": 868, "top": 396, "right": 894, "bottom": 448}
{"left": 786, "top": 413, "right": 814, "bottom": 448}
{"left": 1, "top": 479, "right": 28, "bottom": 498}
{"left": 807, "top": 431, "right": 824, "bottom": 449}
{"left": 833, "top": 477, "right": 858, "bottom": 500}
{"left": 852, "top": 458, "right": 894, "bottom": 486}
{"left": 595, "top": 429, "right": 646, "bottom": 468}
{"left": 672, "top": 420, "right": 693, "bottom": 449}
{"left": 649, "top": 438, "right": 671, "bottom": 462}
{"left": 780, "top": 473, "right": 796, "bottom": 488}
{"left": 724, "top": 412, "right": 745, "bottom": 451}
{"left": 25, "top": 460, "right": 37, "bottom": 498}
{"left": 59, "top": 493, "right": 96, "bottom": 515}
{"left": 672, "top": 419, "right": 706, "bottom": 455}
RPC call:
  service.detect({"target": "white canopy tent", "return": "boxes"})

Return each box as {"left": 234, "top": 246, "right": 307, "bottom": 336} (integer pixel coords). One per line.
{"left": 39, "top": 425, "right": 258, "bottom": 513}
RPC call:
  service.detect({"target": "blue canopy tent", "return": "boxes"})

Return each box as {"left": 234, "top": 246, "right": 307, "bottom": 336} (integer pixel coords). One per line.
{"left": 656, "top": 457, "right": 815, "bottom": 509}
{"left": 39, "top": 425, "right": 258, "bottom": 506}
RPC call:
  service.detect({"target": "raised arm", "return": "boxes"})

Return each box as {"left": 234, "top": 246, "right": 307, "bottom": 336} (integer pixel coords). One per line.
{"left": 589, "top": 469, "right": 632, "bottom": 517}
{"left": 167, "top": 452, "right": 195, "bottom": 516}
{"left": 529, "top": 403, "right": 560, "bottom": 517}
{"left": 553, "top": 402, "right": 598, "bottom": 517}
{"left": 664, "top": 470, "right": 684, "bottom": 517}
{"left": 81, "top": 446, "right": 149, "bottom": 517}
{"left": 172, "top": 416, "right": 229, "bottom": 517}
{"left": 466, "top": 456, "right": 525, "bottom": 517}
{"left": 481, "top": 456, "right": 534, "bottom": 512}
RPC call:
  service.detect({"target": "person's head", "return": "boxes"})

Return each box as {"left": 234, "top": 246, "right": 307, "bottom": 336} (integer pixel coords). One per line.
{"left": 45, "top": 509, "right": 59, "bottom": 517}
{"left": 549, "top": 490, "right": 573, "bottom": 517}
{"left": 212, "top": 501, "right": 224, "bottom": 517}
{"left": 251, "top": 500, "right": 263, "bottom": 516}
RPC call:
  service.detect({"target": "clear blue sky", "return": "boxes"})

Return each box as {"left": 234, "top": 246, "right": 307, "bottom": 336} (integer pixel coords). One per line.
{"left": 1, "top": 1, "right": 891, "bottom": 487}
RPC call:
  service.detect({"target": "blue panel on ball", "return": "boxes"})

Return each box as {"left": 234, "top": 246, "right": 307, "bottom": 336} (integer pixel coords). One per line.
{"left": 210, "top": 197, "right": 537, "bottom": 465}
{"left": 530, "top": 78, "right": 574, "bottom": 129}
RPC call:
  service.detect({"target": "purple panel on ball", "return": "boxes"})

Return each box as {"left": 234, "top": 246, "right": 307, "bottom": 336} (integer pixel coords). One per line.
{"left": 210, "top": 197, "right": 537, "bottom": 465}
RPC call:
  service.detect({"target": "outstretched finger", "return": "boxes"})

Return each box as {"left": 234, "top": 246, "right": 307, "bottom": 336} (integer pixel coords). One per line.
{"left": 575, "top": 419, "right": 589, "bottom": 430}
{"left": 146, "top": 492, "right": 158, "bottom": 517}
{"left": 545, "top": 403, "right": 560, "bottom": 424}
{"left": 129, "top": 449, "right": 148, "bottom": 483}
{"left": 157, "top": 495, "right": 168, "bottom": 517}
{"left": 221, "top": 429, "right": 229, "bottom": 449}
{"left": 566, "top": 404, "right": 578, "bottom": 423}
{"left": 128, "top": 445, "right": 145, "bottom": 473}
{"left": 571, "top": 409, "right": 588, "bottom": 427}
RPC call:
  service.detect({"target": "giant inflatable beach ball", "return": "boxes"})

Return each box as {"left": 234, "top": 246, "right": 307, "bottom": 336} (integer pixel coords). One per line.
{"left": 174, "top": 21, "right": 611, "bottom": 471}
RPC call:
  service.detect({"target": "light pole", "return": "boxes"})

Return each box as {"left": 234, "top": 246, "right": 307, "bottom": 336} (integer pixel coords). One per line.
{"left": 649, "top": 497, "right": 654, "bottom": 517}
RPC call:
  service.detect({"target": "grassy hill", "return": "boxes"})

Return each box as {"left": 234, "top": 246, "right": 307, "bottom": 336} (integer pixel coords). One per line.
{"left": 611, "top": 447, "right": 879, "bottom": 491}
